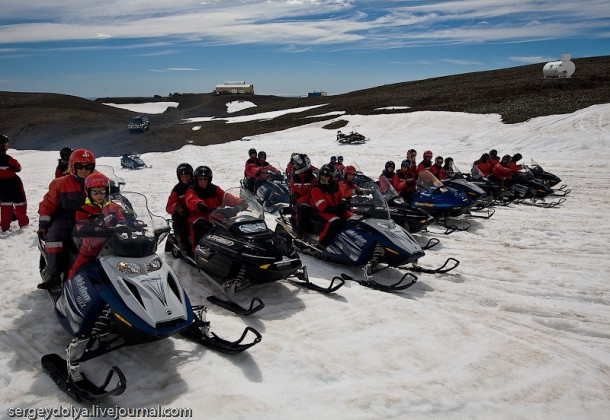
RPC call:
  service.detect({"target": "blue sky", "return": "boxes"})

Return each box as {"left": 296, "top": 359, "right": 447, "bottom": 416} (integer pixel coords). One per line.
{"left": 1, "top": 0, "right": 608, "bottom": 98}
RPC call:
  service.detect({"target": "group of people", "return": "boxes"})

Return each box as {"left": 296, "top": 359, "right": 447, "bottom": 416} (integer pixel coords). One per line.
{"left": 244, "top": 148, "right": 281, "bottom": 193}
{"left": 473, "top": 149, "right": 523, "bottom": 185}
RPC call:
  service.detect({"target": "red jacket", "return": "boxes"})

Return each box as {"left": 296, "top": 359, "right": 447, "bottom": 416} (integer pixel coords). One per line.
{"left": 476, "top": 161, "right": 493, "bottom": 177}
{"left": 38, "top": 174, "right": 88, "bottom": 229}
{"left": 488, "top": 156, "right": 500, "bottom": 167}
{"left": 185, "top": 184, "right": 225, "bottom": 224}
{"left": 311, "top": 181, "right": 352, "bottom": 219}
{"left": 166, "top": 182, "right": 190, "bottom": 215}
{"left": 338, "top": 179, "right": 359, "bottom": 198}
{"left": 0, "top": 153, "right": 21, "bottom": 179}
{"left": 492, "top": 162, "right": 512, "bottom": 180}
{"left": 254, "top": 161, "right": 280, "bottom": 181}
{"left": 244, "top": 157, "right": 259, "bottom": 178}
{"left": 417, "top": 160, "right": 432, "bottom": 173}
{"left": 429, "top": 164, "right": 446, "bottom": 180}
{"left": 290, "top": 171, "right": 317, "bottom": 206}
{"left": 509, "top": 162, "right": 523, "bottom": 175}
{"left": 394, "top": 168, "right": 418, "bottom": 192}
{"left": 55, "top": 161, "right": 69, "bottom": 178}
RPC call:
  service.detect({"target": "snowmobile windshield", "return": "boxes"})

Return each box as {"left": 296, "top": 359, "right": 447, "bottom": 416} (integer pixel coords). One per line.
{"left": 350, "top": 163, "right": 373, "bottom": 187}
{"left": 417, "top": 170, "right": 447, "bottom": 192}
{"left": 96, "top": 164, "right": 126, "bottom": 194}
{"left": 210, "top": 187, "right": 267, "bottom": 234}
{"left": 348, "top": 181, "right": 391, "bottom": 219}
{"left": 72, "top": 192, "right": 167, "bottom": 258}
{"left": 377, "top": 175, "right": 400, "bottom": 201}
{"left": 470, "top": 165, "right": 486, "bottom": 179}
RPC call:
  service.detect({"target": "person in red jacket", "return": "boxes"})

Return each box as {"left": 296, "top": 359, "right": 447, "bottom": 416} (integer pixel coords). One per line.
{"left": 417, "top": 150, "right": 433, "bottom": 172}
{"left": 509, "top": 153, "right": 524, "bottom": 175}
{"left": 379, "top": 160, "right": 397, "bottom": 185}
{"left": 338, "top": 165, "right": 360, "bottom": 198}
{"left": 394, "top": 159, "right": 418, "bottom": 202}
{"left": 244, "top": 148, "right": 258, "bottom": 192}
{"left": 334, "top": 156, "right": 345, "bottom": 174}
{"left": 67, "top": 173, "right": 125, "bottom": 279}
{"left": 406, "top": 149, "right": 417, "bottom": 166}
{"left": 488, "top": 149, "right": 500, "bottom": 167}
{"left": 429, "top": 156, "right": 446, "bottom": 180}
{"left": 166, "top": 163, "right": 193, "bottom": 250}
{"left": 311, "top": 164, "right": 353, "bottom": 248}
{"left": 253, "top": 151, "right": 280, "bottom": 191}
{"left": 37, "top": 148, "right": 96, "bottom": 289}
{"left": 0, "top": 135, "right": 29, "bottom": 232}
{"left": 492, "top": 155, "right": 513, "bottom": 185}
{"left": 475, "top": 153, "right": 492, "bottom": 177}
{"left": 289, "top": 153, "right": 316, "bottom": 238}
{"left": 55, "top": 147, "right": 73, "bottom": 178}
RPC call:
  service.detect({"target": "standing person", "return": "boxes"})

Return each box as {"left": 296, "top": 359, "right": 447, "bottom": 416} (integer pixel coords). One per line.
{"left": 417, "top": 150, "right": 433, "bottom": 172}
{"left": 0, "top": 135, "right": 29, "bottom": 232}
{"left": 311, "top": 164, "right": 352, "bottom": 248}
{"left": 55, "top": 147, "right": 73, "bottom": 178}
{"left": 289, "top": 153, "right": 316, "bottom": 238}
{"left": 37, "top": 149, "right": 96, "bottom": 289}
{"left": 394, "top": 160, "right": 418, "bottom": 202}
{"left": 67, "top": 173, "right": 125, "bottom": 279}
{"left": 166, "top": 163, "right": 193, "bottom": 250}
{"left": 406, "top": 149, "right": 417, "bottom": 165}
{"left": 244, "top": 148, "right": 258, "bottom": 193}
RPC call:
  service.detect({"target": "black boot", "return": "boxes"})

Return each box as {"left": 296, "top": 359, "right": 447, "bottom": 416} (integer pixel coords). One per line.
{"left": 37, "top": 274, "right": 62, "bottom": 290}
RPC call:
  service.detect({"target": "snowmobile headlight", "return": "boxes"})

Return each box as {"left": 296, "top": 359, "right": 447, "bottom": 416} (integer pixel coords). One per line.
{"left": 146, "top": 257, "right": 162, "bottom": 272}
{"left": 117, "top": 261, "right": 142, "bottom": 274}
{"left": 238, "top": 222, "right": 267, "bottom": 233}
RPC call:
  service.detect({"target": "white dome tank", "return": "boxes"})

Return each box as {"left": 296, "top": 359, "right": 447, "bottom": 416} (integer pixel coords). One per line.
{"left": 543, "top": 54, "right": 575, "bottom": 78}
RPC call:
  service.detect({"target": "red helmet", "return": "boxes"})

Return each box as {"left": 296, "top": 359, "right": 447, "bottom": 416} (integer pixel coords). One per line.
{"left": 344, "top": 165, "right": 357, "bottom": 175}
{"left": 69, "top": 149, "right": 96, "bottom": 174}
{"left": 423, "top": 150, "right": 433, "bottom": 158}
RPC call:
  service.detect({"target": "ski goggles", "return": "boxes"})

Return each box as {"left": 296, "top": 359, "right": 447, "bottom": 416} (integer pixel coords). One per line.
{"left": 74, "top": 163, "right": 95, "bottom": 171}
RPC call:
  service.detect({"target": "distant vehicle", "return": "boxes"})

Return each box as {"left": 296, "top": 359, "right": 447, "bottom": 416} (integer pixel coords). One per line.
{"left": 128, "top": 115, "right": 149, "bottom": 133}
{"left": 120, "top": 153, "right": 149, "bottom": 170}
{"left": 336, "top": 130, "right": 367, "bottom": 144}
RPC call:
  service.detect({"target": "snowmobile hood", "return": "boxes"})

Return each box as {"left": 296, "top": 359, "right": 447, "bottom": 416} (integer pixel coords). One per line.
{"left": 361, "top": 217, "right": 424, "bottom": 257}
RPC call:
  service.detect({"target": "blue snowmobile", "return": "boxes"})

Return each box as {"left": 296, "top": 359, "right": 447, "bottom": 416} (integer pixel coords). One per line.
{"left": 37, "top": 192, "right": 261, "bottom": 402}
{"left": 275, "top": 182, "right": 459, "bottom": 292}
{"left": 412, "top": 170, "right": 474, "bottom": 218}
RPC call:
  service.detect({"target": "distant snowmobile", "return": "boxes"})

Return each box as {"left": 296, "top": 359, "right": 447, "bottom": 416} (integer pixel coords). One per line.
{"left": 38, "top": 192, "right": 260, "bottom": 402}
{"left": 336, "top": 130, "right": 368, "bottom": 144}
{"left": 120, "top": 153, "right": 149, "bottom": 170}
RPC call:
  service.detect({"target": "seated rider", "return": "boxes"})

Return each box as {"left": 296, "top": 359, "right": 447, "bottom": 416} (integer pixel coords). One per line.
{"left": 338, "top": 165, "right": 361, "bottom": 198}
{"left": 417, "top": 150, "right": 433, "bottom": 173}
{"left": 166, "top": 163, "right": 193, "bottom": 250}
{"left": 429, "top": 156, "right": 446, "bottom": 180}
{"left": 289, "top": 153, "right": 316, "bottom": 238}
{"left": 334, "top": 156, "right": 345, "bottom": 174}
{"left": 311, "top": 164, "right": 353, "bottom": 248}
{"left": 68, "top": 173, "right": 126, "bottom": 279}
{"left": 253, "top": 151, "right": 280, "bottom": 191}
{"left": 244, "top": 148, "right": 258, "bottom": 193}
{"left": 394, "top": 159, "right": 418, "bottom": 202}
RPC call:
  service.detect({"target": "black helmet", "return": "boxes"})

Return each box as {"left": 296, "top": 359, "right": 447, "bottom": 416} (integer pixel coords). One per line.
{"left": 385, "top": 160, "right": 395, "bottom": 171}
{"left": 176, "top": 162, "right": 193, "bottom": 180}
{"left": 194, "top": 165, "right": 213, "bottom": 182}
{"left": 258, "top": 151, "right": 266, "bottom": 159}
{"left": 502, "top": 154, "right": 511, "bottom": 162}
{"left": 338, "top": 156, "right": 343, "bottom": 162}
{"left": 319, "top": 164, "right": 336, "bottom": 179}
{"left": 512, "top": 153, "right": 522, "bottom": 162}
{"left": 330, "top": 156, "right": 337, "bottom": 163}
{"left": 60, "top": 147, "right": 73, "bottom": 161}
{"left": 490, "top": 149, "right": 498, "bottom": 157}
{"left": 248, "top": 148, "right": 257, "bottom": 156}
{"left": 481, "top": 153, "right": 489, "bottom": 162}
{"left": 436, "top": 156, "right": 444, "bottom": 162}
{"left": 401, "top": 159, "right": 412, "bottom": 168}
{"left": 0, "top": 134, "right": 9, "bottom": 146}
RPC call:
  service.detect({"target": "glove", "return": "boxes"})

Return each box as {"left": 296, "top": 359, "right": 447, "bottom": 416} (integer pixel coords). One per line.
{"left": 104, "top": 212, "right": 117, "bottom": 225}
{"left": 37, "top": 229, "right": 47, "bottom": 240}
{"left": 175, "top": 204, "right": 186, "bottom": 216}
{"left": 197, "top": 202, "right": 209, "bottom": 213}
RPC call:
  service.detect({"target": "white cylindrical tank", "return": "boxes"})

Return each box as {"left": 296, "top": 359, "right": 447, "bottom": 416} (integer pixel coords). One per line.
{"left": 543, "top": 60, "right": 575, "bottom": 78}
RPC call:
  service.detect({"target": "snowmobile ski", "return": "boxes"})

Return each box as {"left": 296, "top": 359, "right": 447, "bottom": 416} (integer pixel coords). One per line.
{"left": 338, "top": 271, "right": 418, "bottom": 292}
{"left": 180, "top": 306, "right": 262, "bottom": 354}
{"left": 207, "top": 295, "right": 265, "bottom": 316}
{"left": 402, "top": 257, "right": 460, "bottom": 274}
{"left": 41, "top": 353, "right": 126, "bottom": 403}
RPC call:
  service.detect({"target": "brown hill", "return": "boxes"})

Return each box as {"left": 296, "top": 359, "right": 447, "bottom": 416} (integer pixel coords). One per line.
{"left": 1, "top": 56, "right": 608, "bottom": 157}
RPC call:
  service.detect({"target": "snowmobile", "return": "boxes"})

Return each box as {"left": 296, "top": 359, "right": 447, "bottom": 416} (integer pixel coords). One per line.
{"left": 468, "top": 165, "right": 516, "bottom": 205}
{"left": 120, "top": 153, "right": 149, "bottom": 170}
{"left": 166, "top": 187, "right": 342, "bottom": 315}
{"left": 377, "top": 175, "right": 435, "bottom": 233}
{"left": 37, "top": 192, "right": 261, "bottom": 402}
{"left": 336, "top": 130, "right": 368, "bottom": 144}
{"left": 275, "top": 181, "right": 459, "bottom": 292}
{"left": 253, "top": 163, "right": 291, "bottom": 214}
{"left": 412, "top": 170, "right": 474, "bottom": 218}
{"left": 529, "top": 160, "right": 571, "bottom": 196}
{"left": 439, "top": 161, "right": 495, "bottom": 219}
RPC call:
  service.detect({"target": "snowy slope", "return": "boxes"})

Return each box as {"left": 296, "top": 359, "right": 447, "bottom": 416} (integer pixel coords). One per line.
{"left": 1, "top": 104, "right": 609, "bottom": 419}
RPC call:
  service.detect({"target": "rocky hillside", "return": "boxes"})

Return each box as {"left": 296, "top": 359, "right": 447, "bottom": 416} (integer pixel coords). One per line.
{"left": 1, "top": 55, "right": 608, "bottom": 157}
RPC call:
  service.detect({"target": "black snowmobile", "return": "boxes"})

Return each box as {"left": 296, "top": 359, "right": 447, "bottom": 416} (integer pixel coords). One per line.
{"left": 336, "top": 130, "right": 368, "bottom": 144}
{"left": 440, "top": 161, "right": 495, "bottom": 219}
{"left": 529, "top": 159, "right": 570, "bottom": 196}
{"left": 37, "top": 192, "right": 261, "bottom": 402}
{"left": 252, "top": 163, "right": 291, "bottom": 214}
{"left": 275, "top": 181, "right": 459, "bottom": 292}
{"left": 507, "top": 165, "right": 566, "bottom": 207}
{"left": 377, "top": 175, "right": 435, "bottom": 233}
{"left": 120, "top": 153, "right": 149, "bottom": 170}
{"left": 166, "top": 187, "right": 342, "bottom": 315}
